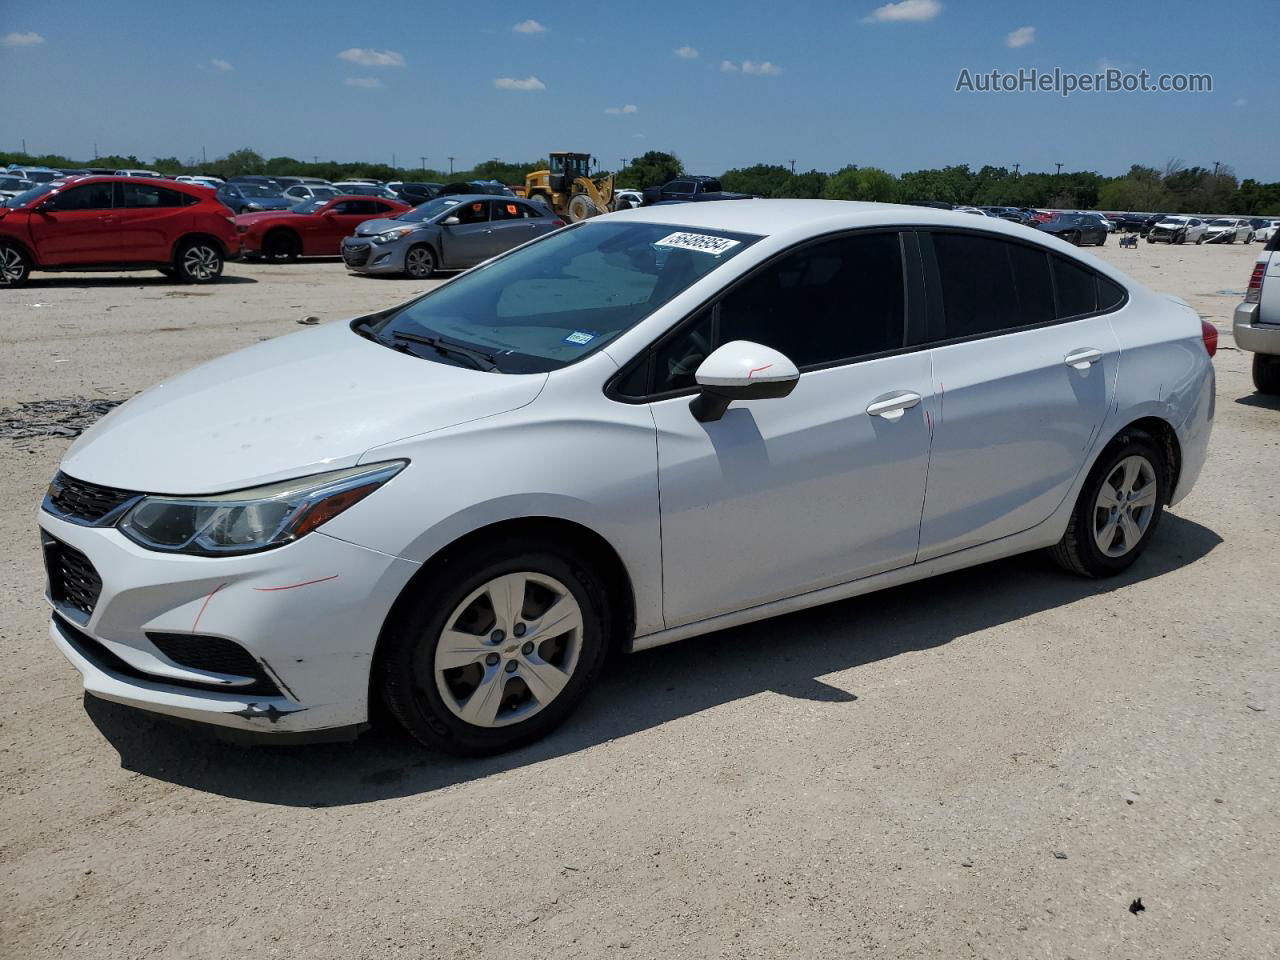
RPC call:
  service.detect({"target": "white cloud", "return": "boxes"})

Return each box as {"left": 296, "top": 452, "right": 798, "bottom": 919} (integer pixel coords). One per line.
{"left": 494, "top": 75, "right": 546, "bottom": 91}
{"left": 605, "top": 104, "right": 638, "bottom": 114}
{"left": 211, "top": 58, "right": 233, "bottom": 72}
{"left": 742, "top": 60, "right": 783, "bottom": 76}
{"left": 1234, "top": 98, "right": 1248, "bottom": 107}
{"left": 1006, "top": 26, "right": 1036, "bottom": 48}
{"left": 345, "top": 77, "right": 382, "bottom": 89}
{"left": 337, "top": 48, "right": 406, "bottom": 67}
{"left": 2, "top": 31, "right": 45, "bottom": 47}
{"left": 862, "top": 0, "right": 941, "bottom": 23}
{"left": 633, "top": 133, "right": 647, "bottom": 139}
{"left": 513, "top": 19, "right": 548, "bottom": 33}
{"left": 720, "top": 60, "right": 739, "bottom": 72}
{"left": 674, "top": 45, "right": 698, "bottom": 59}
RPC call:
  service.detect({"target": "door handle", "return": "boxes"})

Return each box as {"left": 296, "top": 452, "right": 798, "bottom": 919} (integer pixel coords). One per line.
{"left": 1064, "top": 347, "right": 1103, "bottom": 369}
{"left": 866, "top": 391, "right": 922, "bottom": 420}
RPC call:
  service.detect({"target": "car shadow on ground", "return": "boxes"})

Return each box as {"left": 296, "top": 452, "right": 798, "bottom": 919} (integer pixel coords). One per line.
{"left": 17, "top": 274, "right": 257, "bottom": 289}
{"left": 1234, "top": 392, "right": 1280, "bottom": 411}
{"left": 86, "top": 513, "right": 1221, "bottom": 807}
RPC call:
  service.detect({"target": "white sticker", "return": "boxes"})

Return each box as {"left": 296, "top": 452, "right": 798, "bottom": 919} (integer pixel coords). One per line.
{"left": 654, "top": 232, "right": 741, "bottom": 256}
{"left": 564, "top": 330, "right": 596, "bottom": 345}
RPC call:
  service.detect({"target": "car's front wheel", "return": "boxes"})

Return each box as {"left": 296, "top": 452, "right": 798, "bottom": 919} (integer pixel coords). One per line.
{"left": 379, "top": 538, "right": 610, "bottom": 755}
{"left": 263, "top": 229, "right": 301, "bottom": 262}
{"left": 404, "top": 243, "right": 436, "bottom": 279}
{"left": 1254, "top": 354, "right": 1280, "bottom": 394}
{"left": 1051, "top": 430, "right": 1167, "bottom": 577}
{"left": 175, "top": 239, "right": 223, "bottom": 283}
{"left": 0, "top": 243, "right": 31, "bottom": 288}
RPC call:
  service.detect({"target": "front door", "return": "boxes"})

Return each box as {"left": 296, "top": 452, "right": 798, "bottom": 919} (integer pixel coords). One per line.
{"left": 27, "top": 181, "right": 118, "bottom": 265}
{"left": 439, "top": 199, "right": 496, "bottom": 267}
{"left": 648, "top": 231, "right": 934, "bottom": 627}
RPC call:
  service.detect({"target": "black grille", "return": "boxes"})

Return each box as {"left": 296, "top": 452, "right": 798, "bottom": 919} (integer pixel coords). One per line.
{"left": 343, "top": 242, "right": 371, "bottom": 266}
{"left": 46, "top": 472, "right": 138, "bottom": 524}
{"left": 43, "top": 535, "right": 103, "bottom": 619}
{"left": 148, "top": 633, "right": 282, "bottom": 696}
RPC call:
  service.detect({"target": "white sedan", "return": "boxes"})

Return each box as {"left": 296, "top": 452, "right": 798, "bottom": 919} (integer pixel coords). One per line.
{"left": 39, "top": 201, "right": 1216, "bottom": 754}
{"left": 1252, "top": 220, "right": 1279, "bottom": 243}
{"left": 1147, "top": 216, "right": 1208, "bottom": 244}
{"left": 1205, "top": 218, "right": 1256, "bottom": 243}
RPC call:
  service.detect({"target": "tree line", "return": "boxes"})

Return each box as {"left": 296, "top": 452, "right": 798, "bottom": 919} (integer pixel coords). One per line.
{"left": 4, "top": 147, "right": 1277, "bottom": 215}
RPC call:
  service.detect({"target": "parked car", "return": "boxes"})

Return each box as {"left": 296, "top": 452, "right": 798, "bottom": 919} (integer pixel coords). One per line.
{"left": 1037, "top": 212, "right": 1109, "bottom": 245}
{"left": 342, "top": 195, "right": 564, "bottom": 278}
{"left": 36, "top": 201, "right": 1215, "bottom": 753}
{"left": 1147, "top": 216, "right": 1207, "bottom": 245}
{"left": 0, "top": 175, "right": 35, "bottom": 202}
{"left": 387, "top": 181, "right": 443, "bottom": 205}
{"left": 1112, "top": 212, "right": 1152, "bottom": 233}
{"left": 1253, "top": 220, "right": 1280, "bottom": 243}
{"left": 1204, "top": 218, "right": 1255, "bottom": 244}
{"left": 641, "top": 176, "right": 753, "bottom": 205}
{"left": 332, "top": 182, "right": 399, "bottom": 199}
{"left": 235, "top": 194, "right": 409, "bottom": 260}
{"left": 216, "top": 182, "right": 293, "bottom": 214}
{"left": 1080, "top": 212, "right": 1115, "bottom": 233}
{"left": 7, "top": 167, "right": 62, "bottom": 184}
{"left": 282, "top": 184, "right": 340, "bottom": 205}
{"left": 953, "top": 205, "right": 987, "bottom": 216}
{"left": 176, "top": 175, "right": 225, "bottom": 188}
{"left": 113, "top": 168, "right": 164, "bottom": 179}
{"left": 612, "top": 189, "right": 645, "bottom": 210}
{"left": 1233, "top": 229, "right": 1280, "bottom": 392}
{"left": 0, "top": 176, "right": 239, "bottom": 287}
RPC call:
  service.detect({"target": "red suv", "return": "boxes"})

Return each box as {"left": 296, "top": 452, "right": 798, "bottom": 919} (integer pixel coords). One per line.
{"left": 0, "top": 176, "right": 240, "bottom": 288}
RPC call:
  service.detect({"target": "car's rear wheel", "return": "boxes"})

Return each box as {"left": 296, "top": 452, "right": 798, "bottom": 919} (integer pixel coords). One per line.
{"left": 1247, "top": 232, "right": 1256, "bottom": 243}
{"left": 378, "top": 538, "right": 610, "bottom": 755}
{"left": 264, "top": 229, "right": 301, "bottom": 262}
{"left": 1196, "top": 234, "right": 1204, "bottom": 244}
{"left": 0, "top": 243, "right": 31, "bottom": 288}
{"left": 404, "top": 244, "right": 436, "bottom": 279}
{"left": 1050, "top": 430, "right": 1167, "bottom": 577}
{"left": 1253, "top": 354, "right": 1280, "bottom": 394}
{"left": 175, "top": 239, "right": 223, "bottom": 283}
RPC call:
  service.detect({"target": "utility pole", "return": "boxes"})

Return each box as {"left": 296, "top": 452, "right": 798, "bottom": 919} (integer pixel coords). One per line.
{"left": 392, "top": 151, "right": 396, "bottom": 170}
{"left": 312, "top": 155, "right": 319, "bottom": 164}
{"left": 620, "top": 158, "right": 627, "bottom": 171}
{"left": 1212, "top": 160, "right": 1221, "bottom": 178}
{"left": 1012, "top": 163, "right": 1020, "bottom": 176}
{"left": 93, "top": 143, "right": 98, "bottom": 159}
{"left": 419, "top": 156, "right": 427, "bottom": 171}
{"left": 787, "top": 159, "right": 796, "bottom": 174}
{"left": 1055, "top": 162, "right": 1063, "bottom": 176}
{"left": 448, "top": 156, "right": 455, "bottom": 174}
{"left": 201, "top": 145, "right": 206, "bottom": 165}
{"left": 22, "top": 138, "right": 27, "bottom": 154}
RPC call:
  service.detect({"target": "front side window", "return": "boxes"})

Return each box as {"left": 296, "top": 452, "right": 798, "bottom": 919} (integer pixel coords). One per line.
{"left": 367, "top": 221, "right": 760, "bottom": 373}
{"left": 452, "top": 200, "right": 490, "bottom": 224}
{"left": 665, "top": 181, "right": 694, "bottom": 194}
{"left": 47, "top": 182, "right": 114, "bottom": 211}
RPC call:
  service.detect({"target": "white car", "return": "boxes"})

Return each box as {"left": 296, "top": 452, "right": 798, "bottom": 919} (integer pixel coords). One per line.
{"left": 282, "top": 184, "right": 340, "bottom": 204}
{"left": 39, "top": 201, "right": 1216, "bottom": 754}
{"left": 1251, "top": 220, "right": 1279, "bottom": 243}
{"left": 1204, "top": 218, "right": 1255, "bottom": 244}
{"left": 1234, "top": 231, "right": 1280, "bottom": 393}
{"left": 175, "top": 175, "right": 225, "bottom": 188}
{"left": 1147, "top": 216, "right": 1208, "bottom": 245}
{"left": 0, "top": 174, "right": 35, "bottom": 202}
{"left": 113, "top": 168, "right": 165, "bottom": 179}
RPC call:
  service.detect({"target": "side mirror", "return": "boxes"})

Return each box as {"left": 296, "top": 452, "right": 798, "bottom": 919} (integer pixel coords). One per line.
{"left": 442, "top": 216, "right": 461, "bottom": 226}
{"left": 689, "top": 340, "right": 799, "bottom": 423}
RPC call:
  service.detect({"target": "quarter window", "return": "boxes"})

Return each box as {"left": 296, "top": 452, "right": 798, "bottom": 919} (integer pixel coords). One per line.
{"left": 1052, "top": 255, "right": 1098, "bottom": 318}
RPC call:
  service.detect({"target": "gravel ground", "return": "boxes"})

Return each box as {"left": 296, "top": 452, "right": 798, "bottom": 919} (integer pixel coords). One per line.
{"left": 1, "top": 240, "right": 1276, "bottom": 959}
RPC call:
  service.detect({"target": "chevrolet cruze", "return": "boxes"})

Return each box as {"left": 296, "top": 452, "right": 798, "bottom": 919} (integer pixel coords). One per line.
{"left": 38, "top": 201, "right": 1216, "bottom": 755}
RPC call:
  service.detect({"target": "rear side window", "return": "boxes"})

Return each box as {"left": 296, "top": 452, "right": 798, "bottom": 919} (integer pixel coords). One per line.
{"left": 1052, "top": 255, "right": 1098, "bottom": 318}
{"left": 931, "top": 233, "right": 1054, "bottom": 338}
{"left": 121, "top": 183, "right": 186, "bottom": 208}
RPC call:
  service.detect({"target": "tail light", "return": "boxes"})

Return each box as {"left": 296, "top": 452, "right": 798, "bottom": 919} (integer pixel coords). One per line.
{"left": 1200, "top": 319, "right": 1218, "bottom": 358}
{"left": 1245, "top": 261, "right": 1266, "bottom": 304}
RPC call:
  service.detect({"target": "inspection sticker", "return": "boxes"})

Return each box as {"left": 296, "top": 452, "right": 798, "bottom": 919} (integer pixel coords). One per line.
{"left": 563, "top": 330, "right": 597, "bottom": 346}
{"left": 654, "top": 232, "right": 741, "bottom": 256}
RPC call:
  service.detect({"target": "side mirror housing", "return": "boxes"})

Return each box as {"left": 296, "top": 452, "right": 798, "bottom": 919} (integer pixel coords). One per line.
{"left": 442, "top": 216, "right": 461, "bottom": 226}
{"left": 690, "top": 340, "right": 799, "bottom": 423}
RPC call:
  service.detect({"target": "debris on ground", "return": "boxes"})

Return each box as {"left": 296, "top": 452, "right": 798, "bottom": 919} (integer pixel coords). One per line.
{"left": 296, "top": 315, "right": 320, "bottom": 325}
{"left": 0, "top": 397, "right": 126, "bottom": 443}
{"left": 1129, "top": 898, "right": 1145, "bottom": 915}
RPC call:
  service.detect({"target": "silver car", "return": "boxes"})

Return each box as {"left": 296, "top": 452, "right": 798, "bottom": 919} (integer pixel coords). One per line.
{"left": 341, "top": 194, "right": 564, "bottom": 278}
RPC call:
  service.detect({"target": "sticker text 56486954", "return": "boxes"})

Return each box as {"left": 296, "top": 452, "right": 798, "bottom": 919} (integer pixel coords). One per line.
{"left": 654, "top": 232, "right": 742, "bottom": 257}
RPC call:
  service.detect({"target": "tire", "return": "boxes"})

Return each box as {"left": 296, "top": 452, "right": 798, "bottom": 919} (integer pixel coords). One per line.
{"left": 403, "top": 243, "right": 436, "bottom": 279}
{"left": 0, "top": 242, "right": 31, "bottom": 288}
{"left": 1147, "top": 234, "right": 1155, "bottom": 243}
{"left": 263, "top": 229, "right": 301, "bottom": 262}
{"left": 1050, "top": 430, "right": 1168, "bottom": 578}
{"left": 1175, "top": 232, "right": 1185, "bottom": 245}
{"left": 1247, "top": 232, "right": 1256, "bottom": 243}
{"left": 1254, "top": 354, "right": 1280, "bottom": 394}
{"left": 1196, "top": 234, "right": 1204, "bottom": 244}
{"left": 1098, "top": 233, "right": 1107, "bottom": 245}
{"left": 378, "top": 537, "right": 611, "bottom": 755}
{"left": 175, "top": 239, "right": 223, "bottom": 284}
{"left": 158, "top": 267, "right": 176, "bottom": 278}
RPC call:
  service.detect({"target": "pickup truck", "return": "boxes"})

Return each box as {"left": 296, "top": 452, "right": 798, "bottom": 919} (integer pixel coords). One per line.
{"left": 1234, "top": 229, "right": 1280, "bottom": 393}
{"left": 641, "top": 176, "right": 753, "bottom": 205}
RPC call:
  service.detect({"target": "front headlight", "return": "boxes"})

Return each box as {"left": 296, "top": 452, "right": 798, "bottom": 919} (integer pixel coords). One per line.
{"left": 118, "top": 461, "right": 405, "bottom": 556}
{"left": 371, "top": 227, "right": 414, "bottom": 244}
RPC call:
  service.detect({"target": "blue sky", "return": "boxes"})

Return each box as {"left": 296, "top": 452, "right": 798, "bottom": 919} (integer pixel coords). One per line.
{"left": 1, "top": 0, "right": 1276, "bottom": 179}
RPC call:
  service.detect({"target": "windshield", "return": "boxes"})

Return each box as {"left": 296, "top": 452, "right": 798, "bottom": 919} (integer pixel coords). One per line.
{"left": 1160, "top": 217, "right": 1186, "bottom": 224}
{"left": 0, "top": 177, "right": 30, "bottom": 190}
{"left": 7, "top": 183, "right": 58, "bottom": 207}
{"left": 1209, "top": 219, "right": 1233, "bottom": 226}
{"left": 366, "top": 221, "right": 761, "bottom": 374}
{"left": 396, "top": 197, "right": 462, "bottom": 222}
{"left": 25, "top": 170, "right": 59, "bottom": 183}
{"left": 238, "top": 184, "right": 282, "bottom": 198}
{"left": 290, "top": 198, "right": 329, "bottom": 214}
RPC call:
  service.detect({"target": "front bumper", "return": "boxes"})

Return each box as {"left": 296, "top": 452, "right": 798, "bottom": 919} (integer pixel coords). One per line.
{"left": 38, "top": 510, "right": 420, "bottom": 736}
{"left": 1233, "top": 302, "right": 1280, "bottom": 355}
{"left": 341, "top": 236, "right": 407, "bottom": 274}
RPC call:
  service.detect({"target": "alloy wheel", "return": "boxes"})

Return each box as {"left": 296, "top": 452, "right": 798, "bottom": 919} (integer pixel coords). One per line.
{"left": 432, "top": 571, "right": 583, "bottom": 728}
{"left": 0, "top": 246, "right": 27, "bottom": 285}
{"left": 182, "top": 245, "right": 220, "bottom": 280}
{"left": 406, "top": 247, "right": 434, "bottom": 278}
{"left": 1093, "top": 455, "right": 1158, "bottom": 558}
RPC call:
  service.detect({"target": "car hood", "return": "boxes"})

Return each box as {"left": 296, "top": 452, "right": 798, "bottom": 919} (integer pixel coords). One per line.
{"left": 61, "top": 321, "right": 547, "bottom": 494}
{"left": 353, "top": 217, "right": 419, "bottom": 237}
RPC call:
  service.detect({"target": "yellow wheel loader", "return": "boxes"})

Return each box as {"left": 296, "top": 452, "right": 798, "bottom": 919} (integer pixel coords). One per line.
{"left": 524, "top": 152, "right": 616, "bottom": 221}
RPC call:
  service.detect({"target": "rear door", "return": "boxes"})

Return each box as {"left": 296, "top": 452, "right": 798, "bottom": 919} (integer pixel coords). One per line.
{"left": 489, "top": 199, "right": 543, "bottom": 253}
{"left": 438, "top": 199, "right": 495, "bottom": 267}
{"left": 27, "top": 181, "right": 119, "bottom": 265}
{"left": 916, "top": 230, "right": 1121, "bottom": 560}
{"left": 116, "top": 182, "right": 194, "bottom": 262}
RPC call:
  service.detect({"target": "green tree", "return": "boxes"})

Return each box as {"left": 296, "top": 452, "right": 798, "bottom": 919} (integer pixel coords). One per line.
{"left": 616, "top": 151, "right": 683, "bottom": 189}
{"left": 720, "top": 164, "right": 791, "bottom": 197}
{"left": 771, "top": 170, "right": 828, "bottom": 199}
{"left": 822, "top": 165, "right": 897, "bottom": 202}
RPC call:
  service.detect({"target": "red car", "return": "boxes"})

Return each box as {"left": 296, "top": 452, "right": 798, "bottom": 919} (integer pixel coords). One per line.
{"left": 235, "top": 195, "right": 410, "bottom": 260}
{"left": 0, "top": 176, "right": 240, "bottom": 288}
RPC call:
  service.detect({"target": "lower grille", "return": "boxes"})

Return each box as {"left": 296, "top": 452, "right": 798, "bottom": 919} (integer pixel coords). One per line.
{"left": 148, "top": 633, "right": 282, "bottom": 696}
{"left": 343, "top": 243, "right": 371, "bottom": 266}
{"left": 43, "top": 535, "right": 103, "bottom": 619}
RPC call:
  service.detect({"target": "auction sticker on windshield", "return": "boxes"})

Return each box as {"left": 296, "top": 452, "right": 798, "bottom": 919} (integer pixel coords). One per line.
{"left": 655, "top": 232, "right": 742, "bottom": 256}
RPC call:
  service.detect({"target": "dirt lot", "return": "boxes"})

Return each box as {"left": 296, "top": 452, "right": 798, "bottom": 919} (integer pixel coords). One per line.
{"left": 1, "top": 240, "right": 1277, "bottom": 959}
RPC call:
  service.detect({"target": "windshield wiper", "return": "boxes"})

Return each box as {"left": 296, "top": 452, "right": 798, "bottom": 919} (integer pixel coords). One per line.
{"left": 388, "top": 330, "right": 500, "bottom": 372}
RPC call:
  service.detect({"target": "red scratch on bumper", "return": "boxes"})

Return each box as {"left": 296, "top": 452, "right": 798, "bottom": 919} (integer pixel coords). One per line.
{"left": 253, "top": 574, "right": 340, "bottom": 592}
{"left": 192, "top": 582, "right": 228, "bottom": 633}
